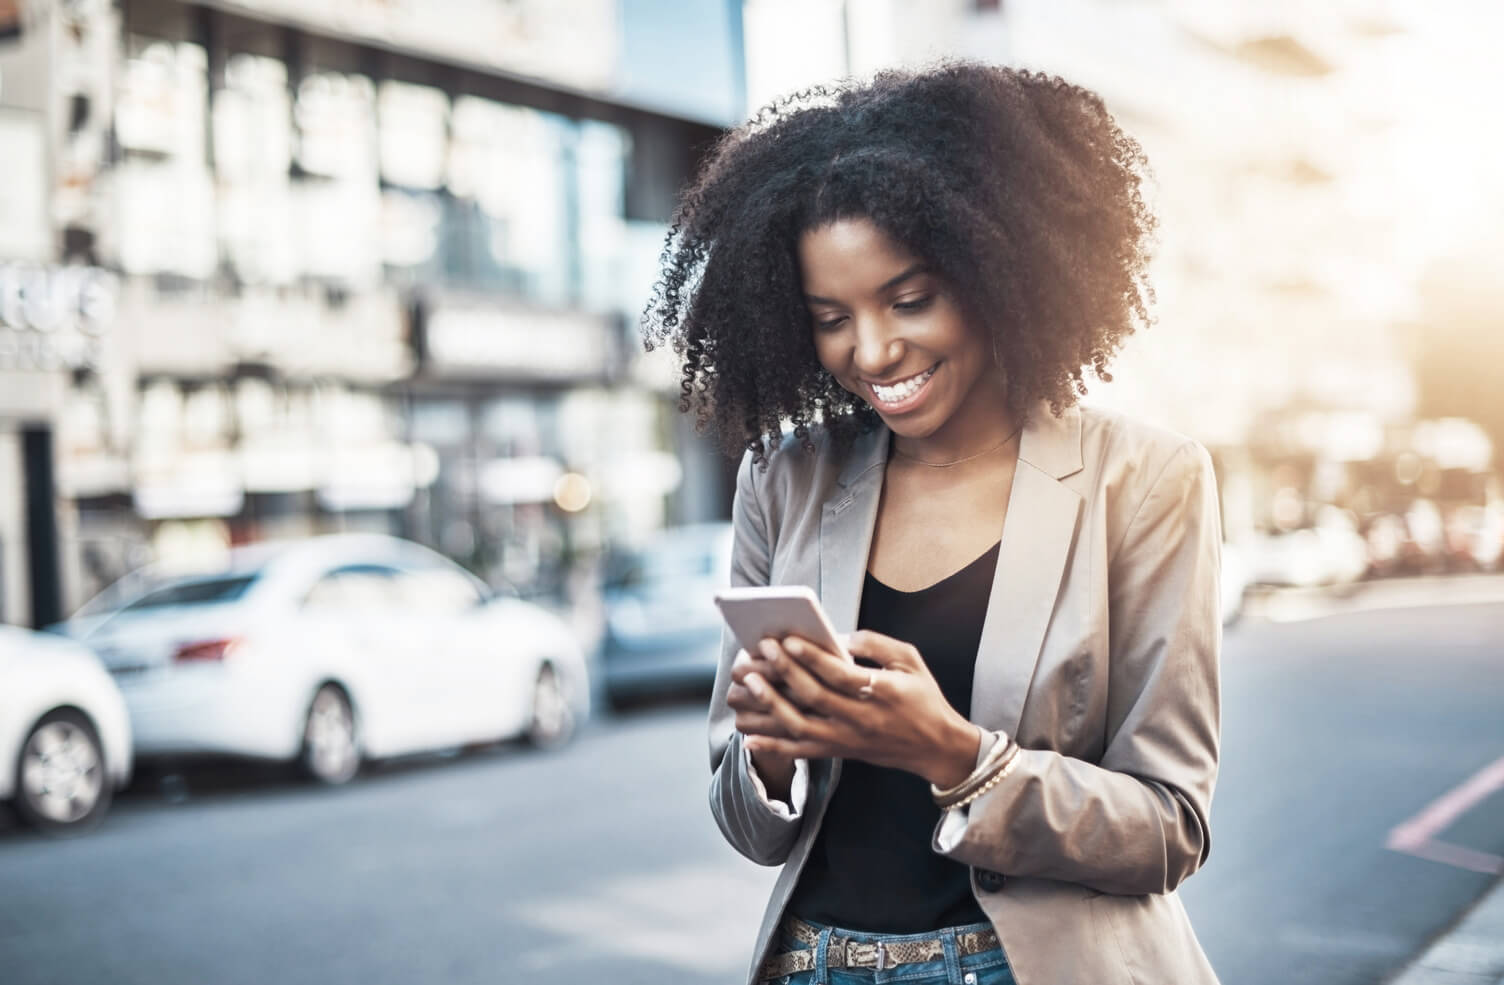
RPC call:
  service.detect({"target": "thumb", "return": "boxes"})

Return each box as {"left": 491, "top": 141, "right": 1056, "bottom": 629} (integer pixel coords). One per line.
{"left": 845, "top": 630, "right": 919, "bottom": 670}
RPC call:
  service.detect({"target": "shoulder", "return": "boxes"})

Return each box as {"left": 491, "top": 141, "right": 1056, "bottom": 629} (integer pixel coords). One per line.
{"left": 738, "top": 424, "right": 865, "bottom": 500}
{"left": 1074, "top": 406, "right": 1216, "bottom": 542}
{"left": 1079, "top": 404, "right": 1206, "bottom": 466}
{"left": 1078, "top": 404, "right": 1213, "bottom": 487}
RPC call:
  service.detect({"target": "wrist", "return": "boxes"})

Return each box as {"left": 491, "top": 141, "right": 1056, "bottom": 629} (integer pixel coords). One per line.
{"left": 919, "top": 716, "right": 982, "bottom": 788}
{"left": 747, "top": 739, "right": 796, "bottom": 788}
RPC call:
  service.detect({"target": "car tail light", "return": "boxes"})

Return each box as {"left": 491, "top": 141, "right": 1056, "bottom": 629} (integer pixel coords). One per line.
{"left": 173, "top": 638, "right": 241, "bottom": 663}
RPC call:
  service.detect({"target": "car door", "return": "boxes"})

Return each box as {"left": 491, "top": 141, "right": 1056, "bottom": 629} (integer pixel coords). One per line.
{"left": 300, "top": 563, "right": 424, "bottom": 756}
{"left": 385, "top": 559, "right": 502, "bottom": 747}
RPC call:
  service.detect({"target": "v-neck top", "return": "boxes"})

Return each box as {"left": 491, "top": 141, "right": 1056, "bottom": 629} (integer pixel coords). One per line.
{"left": 787, "top": 540, "right": 1000, "bottom": 933}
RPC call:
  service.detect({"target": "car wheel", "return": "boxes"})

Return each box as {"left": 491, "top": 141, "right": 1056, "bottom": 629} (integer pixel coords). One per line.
{"left": 526, "top": 664, "right": 575, "bottom": 749}
{"left": 300, "top": 685, "right": 360, "bottom": 785}
{"left": 13, "top": 710, "right": 111, "bottom": 835}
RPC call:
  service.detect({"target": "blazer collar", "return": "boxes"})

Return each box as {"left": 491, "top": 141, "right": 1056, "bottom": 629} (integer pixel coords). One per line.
{"left": 835, "top": 426, "right": 889, "bottom": 490}
{"left": 1019, "top": 402, "right": 1084, "bottom": 480}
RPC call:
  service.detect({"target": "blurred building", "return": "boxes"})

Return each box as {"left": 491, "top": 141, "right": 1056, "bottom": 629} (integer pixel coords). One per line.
{"left": 743, "top": 0, "right": 1502, "bottom": 558}
{"left": 0, "top": 0, "right": 746, "bottom": 625}
{"left": 746, "top": 0, "right": 1443, "bottom": 445}
{"left": 0, "top": 0, "right": 116, "bottom": 627}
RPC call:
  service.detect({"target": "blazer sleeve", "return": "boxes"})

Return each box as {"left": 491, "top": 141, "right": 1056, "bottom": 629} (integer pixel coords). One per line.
{"left": 707, "top": 450, "right": 806, "bottom": 866}
{"left": 934, "top": 440, "right": 1222, "bottom": 896}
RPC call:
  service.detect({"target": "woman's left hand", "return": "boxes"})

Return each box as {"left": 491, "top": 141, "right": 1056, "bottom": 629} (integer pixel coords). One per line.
{"left": 741, "top": 630, "right": 982, "bottom": 789}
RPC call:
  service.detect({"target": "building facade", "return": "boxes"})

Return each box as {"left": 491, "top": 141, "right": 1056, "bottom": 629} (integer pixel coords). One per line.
{"left": 0, "top": 0, "right": 745, "bottom": 625}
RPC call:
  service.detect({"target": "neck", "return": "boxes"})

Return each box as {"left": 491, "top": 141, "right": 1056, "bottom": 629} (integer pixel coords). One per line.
{"left": 891, "top": 424, "right": 1020, "bottom": 468}
{"left": 890, "top": 390, "right": 1018, "bottom": 467}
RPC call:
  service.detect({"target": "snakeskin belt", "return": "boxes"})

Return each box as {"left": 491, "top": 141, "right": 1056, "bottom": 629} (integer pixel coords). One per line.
{"left": 758, "top": 916, "right": 1000, "bottom": 980}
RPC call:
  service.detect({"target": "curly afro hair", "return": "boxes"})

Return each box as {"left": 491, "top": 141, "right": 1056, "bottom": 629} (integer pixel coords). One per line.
{"left": 641, "top": 61, "right": 1157, "bottom": 468}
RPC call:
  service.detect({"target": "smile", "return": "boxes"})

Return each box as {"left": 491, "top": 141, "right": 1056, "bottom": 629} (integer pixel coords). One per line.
{"left": 866, "top": 365, "right": 938, "bottom": 409}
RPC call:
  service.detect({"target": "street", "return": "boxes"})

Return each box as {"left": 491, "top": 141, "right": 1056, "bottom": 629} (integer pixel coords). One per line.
{"left": 2, "top": 599, "right": 1502, "bottom": 985}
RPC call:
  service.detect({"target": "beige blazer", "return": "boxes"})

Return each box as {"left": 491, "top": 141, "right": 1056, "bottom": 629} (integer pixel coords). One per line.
{"left": 707, "top": 402, "right": 1223, "bottom": 985}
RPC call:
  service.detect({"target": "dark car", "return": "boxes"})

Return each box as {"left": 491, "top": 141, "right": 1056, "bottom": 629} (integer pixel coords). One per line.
{"left": 598, "top": 523, "right": 733, "bottom": 707}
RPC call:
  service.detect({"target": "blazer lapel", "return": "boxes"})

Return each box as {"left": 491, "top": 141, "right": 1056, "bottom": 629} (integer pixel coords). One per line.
{"left": 814, "top": 409, "right": 1084, "bottom": 740}
{"left": 819, "top": 427, "right": 888, "bottom": 636}
{"left": 971, "top": 405, "right": 1085, "bottom": 738}
{"left": 812, "top": 427, "right": 888, "bottom": 801}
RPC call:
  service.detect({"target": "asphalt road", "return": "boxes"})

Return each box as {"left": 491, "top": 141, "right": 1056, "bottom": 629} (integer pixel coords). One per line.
{"left": 2, "top": 600, "right": 1501, "bottom": 985}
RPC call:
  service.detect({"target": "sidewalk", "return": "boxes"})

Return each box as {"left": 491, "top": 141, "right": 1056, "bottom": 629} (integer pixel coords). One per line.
{"left": 1387, "top": 876, "right": 1504, "bottom": 985}
{"left": 1243, "top": 573, "right": 1504, "bottom": 624}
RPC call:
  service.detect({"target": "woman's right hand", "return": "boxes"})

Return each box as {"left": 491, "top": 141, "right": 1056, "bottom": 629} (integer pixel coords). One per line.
{"left": 727, "top": 644, "right": 798, "bottom": 801}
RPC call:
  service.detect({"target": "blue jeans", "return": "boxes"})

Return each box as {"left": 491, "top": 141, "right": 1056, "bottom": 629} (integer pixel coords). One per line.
{"left": 763, "top": 918, "right": 1016, "bottom": 985}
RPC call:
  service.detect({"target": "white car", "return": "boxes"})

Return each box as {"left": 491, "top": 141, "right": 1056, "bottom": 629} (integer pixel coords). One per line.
{"left": 67, "top": 534, "right": 588, "bottom": 784}
{"left": 1249, "top": 508, "right": 1370, "bottom": 589}
{"left": 1219, "top": 540, "right": 1251, "bottom": 626}
{"left": 0, "top": 626, "right": 133, "bottom": 834}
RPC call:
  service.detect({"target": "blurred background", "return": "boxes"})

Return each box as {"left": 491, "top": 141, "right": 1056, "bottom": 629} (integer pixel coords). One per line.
{"left": 1, "top": 2, "right": 1501, "bottom": 985}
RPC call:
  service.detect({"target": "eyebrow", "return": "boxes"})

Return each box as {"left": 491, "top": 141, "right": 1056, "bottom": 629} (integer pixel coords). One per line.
{"left": 803, "top": 264, "right": 930, "bottom": 305}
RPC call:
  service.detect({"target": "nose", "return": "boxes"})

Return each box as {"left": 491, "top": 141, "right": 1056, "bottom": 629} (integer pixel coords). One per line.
{"left": 851, "top": 318, "right": 903, "bottom": 377}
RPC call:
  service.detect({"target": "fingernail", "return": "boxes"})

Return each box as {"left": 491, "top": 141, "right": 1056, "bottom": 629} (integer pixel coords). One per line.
{"left": 784, "top": 638, "right": 802, "bottom": 656}
{"left": 759, "top": 639, "right": 778, "bottom": 660}
{"left": 746, "top": 675, "right": 766, "bottom": 698}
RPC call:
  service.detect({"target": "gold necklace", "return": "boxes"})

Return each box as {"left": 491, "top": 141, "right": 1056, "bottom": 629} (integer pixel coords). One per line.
{"left": 891, "top": 423, "right": 1024, "bottom": 468}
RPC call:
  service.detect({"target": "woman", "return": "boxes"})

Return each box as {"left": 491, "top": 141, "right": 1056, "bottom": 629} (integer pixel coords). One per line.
{"left": 642, "top": 63, "right": 1222, "bottom": 985}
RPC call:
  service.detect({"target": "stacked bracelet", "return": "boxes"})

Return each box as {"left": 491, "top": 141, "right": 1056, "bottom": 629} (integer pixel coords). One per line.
{"left": 945, "top": 748, "right": 1021, "bottom": 810}
{"left": 931, "top": 736, "right": 1021, "bottom": 810}
{"left": 930, "top": 736, "right": 1011, "bottom": 802}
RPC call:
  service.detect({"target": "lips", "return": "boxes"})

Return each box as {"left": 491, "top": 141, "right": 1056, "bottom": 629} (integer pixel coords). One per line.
{"left": 865, "top": 364, "right": 938, "bottom": 411}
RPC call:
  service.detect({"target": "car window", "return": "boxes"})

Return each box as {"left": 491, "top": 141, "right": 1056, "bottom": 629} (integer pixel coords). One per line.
{"left": 642, "top": 546, "right": 716, "bottom": 583}
{"left": 120, "top": 575, "right": 259, "bottom": 611}
{"left": 390, "top": 565, "right": 484, "bottom": 614}
{"left": 303, "top": 565, "right": 400, "bottom": 611}
{"left": 606, "top": 531, "right": 728, "bottom": 591}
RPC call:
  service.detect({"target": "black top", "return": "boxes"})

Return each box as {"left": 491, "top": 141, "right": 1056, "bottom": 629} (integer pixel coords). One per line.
{"left": 788, "top": 540, "right": 1000, "bottom": 933}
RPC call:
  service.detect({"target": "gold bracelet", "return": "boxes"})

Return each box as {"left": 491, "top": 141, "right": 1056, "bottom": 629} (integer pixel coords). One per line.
{"left": 945, "top": 748, "right": 1021, "bottom": 812}
{"left": 937, "top": 742, "right": 1019, "bottom": 810}
{"left": 929, "top": 733, "right": 1011, "bottom": 803}
{"left": 931, "top": 737, "right": 1018, "bottom": 809}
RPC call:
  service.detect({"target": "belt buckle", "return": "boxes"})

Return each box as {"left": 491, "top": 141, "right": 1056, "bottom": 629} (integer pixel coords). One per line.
{"left": 874, "top": 941, "right": 888, "bottom": 972}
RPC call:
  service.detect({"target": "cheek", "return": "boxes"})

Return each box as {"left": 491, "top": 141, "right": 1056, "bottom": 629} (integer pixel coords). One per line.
{"left": 941, "top": 312, "right": 990, "bottom": 369}
{"left": 811, "top": 334, "right": 846, "bottom": 379}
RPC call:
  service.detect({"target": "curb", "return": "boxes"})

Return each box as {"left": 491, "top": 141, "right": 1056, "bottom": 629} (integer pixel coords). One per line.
{"left": 1242, "top": 573, "right": 1504, "bottom": 624}
{"left": 1387, "top": 876, "right": 1504, "bottom": 985}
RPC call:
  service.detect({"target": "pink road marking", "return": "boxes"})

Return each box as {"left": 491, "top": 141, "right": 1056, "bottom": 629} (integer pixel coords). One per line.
{"left": 1398, "top": 840, "right": 1504, "bottom": 875}
{"left": 1387, "top": 753, "right": 1504, "bottom": 873}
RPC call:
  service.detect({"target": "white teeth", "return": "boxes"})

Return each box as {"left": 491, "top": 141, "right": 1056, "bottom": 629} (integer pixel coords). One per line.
{"left": 870, "top": 366, "right": 936, "bottom": 404}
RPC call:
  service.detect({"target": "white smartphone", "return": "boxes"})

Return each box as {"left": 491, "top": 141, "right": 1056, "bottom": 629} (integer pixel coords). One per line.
{"left": 714, "top": 585, "right": 851, "bottom": 661}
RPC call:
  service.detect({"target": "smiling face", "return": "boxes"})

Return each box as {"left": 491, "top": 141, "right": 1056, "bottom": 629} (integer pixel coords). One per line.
{"left": 799, "top": 217, "right": 1012, "bottom": 458}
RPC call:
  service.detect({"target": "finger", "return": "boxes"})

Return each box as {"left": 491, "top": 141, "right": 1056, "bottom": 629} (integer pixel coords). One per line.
{"left": 782, "top": 635, "right": 878, "bottom": 696}
{"left": 744, "top": 734, "right": 839, "bottom": 761}
{"left": 726, "top": 682, "right": 770, "bottom": 714}
{"left": 772, "top": 644, "right": 866, "bottom": 715}
{"left": 844, "top": 630, "right": 922, "bottom": 671}
{"left": 752, "top": 668, "right": 833, "bottom": 745}
{"left": 740, "top": 672, "right": 782, "bottom": 704}
{"left": 731, "top": 654, "right": 781, "bottom": 687}
{"left": 734, "top": 712, "right": 790, "bottom": 738}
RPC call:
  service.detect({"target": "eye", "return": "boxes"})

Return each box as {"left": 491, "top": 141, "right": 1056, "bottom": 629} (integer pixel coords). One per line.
{"left": 811, "top": 313, "right": 847, "bottom": 331}
{"left": 894, "top": 295, "right": 933, "bottom": 313}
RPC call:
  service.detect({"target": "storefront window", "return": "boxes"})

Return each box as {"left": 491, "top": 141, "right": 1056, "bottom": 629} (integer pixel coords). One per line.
{"left": 448, "top": 96, "right": 570, "bottom": 304}
{"left": 214, "top": 53, "right": 295, "bottom": 285}
{"left": 112, "top": 37, "right": 215, "bottom": 278}
{"left": 576, "top": 121, "right": 630, "bottom": 313}
{"left": 378, "top": 80, "right": 448, "bottom": 191}
{"left": 293, "top": 69, "right": 380, "bottom": 285}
